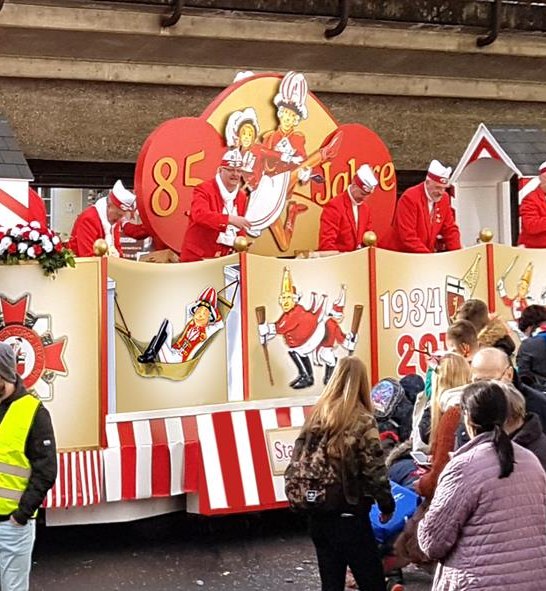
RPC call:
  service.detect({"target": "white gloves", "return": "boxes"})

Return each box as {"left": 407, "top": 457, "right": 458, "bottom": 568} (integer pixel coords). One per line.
{"left": 497, "top": 278, "right": 507, "bottom": 298}
{"left": 343, "top": 331, "right": 358, "bottom": 352}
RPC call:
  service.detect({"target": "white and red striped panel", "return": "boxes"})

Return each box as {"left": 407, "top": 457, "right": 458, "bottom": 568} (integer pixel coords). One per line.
{"left": 104, "top": 416, "right": 199, "bottom": 502}
{"left": 188, "top": 405, "right": 311, "bottom": 515}
{"left": 44, "top": 450, "right": 103, "bottom": 508}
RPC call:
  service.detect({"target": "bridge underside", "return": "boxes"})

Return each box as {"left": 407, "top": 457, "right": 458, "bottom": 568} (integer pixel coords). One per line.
{"left": 0, "top": 2, "right": 545, "bottom": 170}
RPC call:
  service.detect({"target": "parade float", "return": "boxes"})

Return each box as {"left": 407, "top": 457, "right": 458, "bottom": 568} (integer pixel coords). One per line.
{"left": 1, "top": 74, "right": 545, "bottom": 525}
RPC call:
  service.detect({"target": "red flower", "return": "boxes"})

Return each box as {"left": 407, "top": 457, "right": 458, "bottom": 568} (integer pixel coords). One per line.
{"left": 7, "top": 243, "right": 17, "bottom": 254}
{"left": 55, "top": 242, "right": 63, "bottom": 253}
{"left": 34, "top": 245, "right": 43, "bottom": 256}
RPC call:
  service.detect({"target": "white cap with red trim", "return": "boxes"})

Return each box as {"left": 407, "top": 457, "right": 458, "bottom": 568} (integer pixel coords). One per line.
{"left": 538, "top": 160, "right": 546, "bottom": 175}
{"left": 189, "top": 286, "right": 220, "bottom": 322}
{"left": 353, "top": 164, "right": 378, "bottom": 192}
{"left": 221, "top": 149, "right": 243, "bottom": 168}
{"left": 273, "top": 71, "right": 309, "bottom": 120}
{"left": 109, "top": 180, "right": 136, "bottom": 211}
{"left": 331, "top": 285, "right": 346, "bottom": 319}
{"left": 427, "top": 160, "right": 452, "bottom": 185}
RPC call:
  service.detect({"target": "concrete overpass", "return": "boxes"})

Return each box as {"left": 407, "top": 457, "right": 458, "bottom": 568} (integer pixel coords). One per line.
{"left": 0, "top": 0, "right": 545, "bottom": 179}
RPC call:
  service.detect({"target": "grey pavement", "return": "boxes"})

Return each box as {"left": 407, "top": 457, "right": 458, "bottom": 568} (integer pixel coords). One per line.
{"left": 31, "top": 511, "right": 432, "bottom": 590}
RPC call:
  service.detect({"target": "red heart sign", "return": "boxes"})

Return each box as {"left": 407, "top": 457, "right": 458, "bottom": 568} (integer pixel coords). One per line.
{"left": 135, "top": 117, "right": 225, "bottom": 253}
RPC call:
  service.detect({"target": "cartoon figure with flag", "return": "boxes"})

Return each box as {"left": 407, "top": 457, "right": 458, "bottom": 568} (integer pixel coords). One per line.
{"left": 445, "top": 254, "right": 481, "bottom": 323}
{"left": 257, "top": 267, "right": 327, "bottom": 389}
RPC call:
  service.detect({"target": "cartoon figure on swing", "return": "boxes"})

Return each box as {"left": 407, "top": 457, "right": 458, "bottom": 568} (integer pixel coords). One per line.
{"left": 256, "top": 268, "right": 360, "bottom": 388}
{"left": 137, "top": 287, "right": 224, "bottom": 365}
{"left": 226, "top": 71, "right": 342, "bottom": 252}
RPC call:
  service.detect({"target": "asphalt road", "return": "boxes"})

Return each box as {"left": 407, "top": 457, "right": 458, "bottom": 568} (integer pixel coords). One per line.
{"left": 31, "top": 511, "right": 432, "bottom": 590}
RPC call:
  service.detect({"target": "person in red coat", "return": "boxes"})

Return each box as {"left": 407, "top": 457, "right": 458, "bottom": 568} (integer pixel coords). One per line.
{"left": 518, "top": 161, "right": 546, "bottom": 248}
{"left": 380, "top": 159, "right": 462, "bottom": 253}
{"left": 69, "top": 180, "right": 149, "bottom": 257}
{"left": 180, "top": 149, "right": 250, "bottom": 262}
{"left": 318, "top": 164, "right": 378, "bottom": 252}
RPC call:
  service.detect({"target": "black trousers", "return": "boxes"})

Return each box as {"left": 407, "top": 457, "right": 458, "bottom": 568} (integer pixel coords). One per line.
{"left": 309, "top": 512, "right": 386, "bottom": 591}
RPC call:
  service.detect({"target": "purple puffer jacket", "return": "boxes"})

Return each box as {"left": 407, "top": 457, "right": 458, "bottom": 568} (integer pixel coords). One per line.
{"left": 418, "top": 432, "right": 546, "bottom": 590}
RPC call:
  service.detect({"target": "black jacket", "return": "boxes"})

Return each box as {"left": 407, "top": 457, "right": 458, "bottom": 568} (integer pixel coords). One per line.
{"left": 511, "top": 413, "right": 546, "bottom": 471}
{"left": 513, "top": 373, "right": 546, "bottom": 435}
{"left": 516, "top": 334, "right": 546, "bottom": 391}
{"left": 0, "top": 377, "right": 57, "bottom": 524}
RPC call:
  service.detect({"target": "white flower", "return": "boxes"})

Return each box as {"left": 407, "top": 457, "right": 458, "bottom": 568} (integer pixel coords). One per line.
{"left": 52, "top": 235, "right": 60, "bottom": 245}
{"left": 9, "top": 227, "right": 21, "bottom": 238}
{"left": 42, "top": 239, "right": 53, "bottom": 253}
{"left": 0, "top": 236, "right": 12, "bottom": 253}
{"left": 28, "top": 230, "right": 40, "bottom": 241}
{"left": 29, "top": 221, "right": 41, "bottom": 229}
{"left": 0, "top": 226, "right": 6, "bottom": 234}
{"left": 27, "top": 246, "right": 36, "bottom": 259}
{"left": 18, "top": 242, "right": 28, "bottom": 254}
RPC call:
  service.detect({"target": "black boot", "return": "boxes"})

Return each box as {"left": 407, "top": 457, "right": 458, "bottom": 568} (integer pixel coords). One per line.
{"left": 288, "top": 351, "right": 308, "bottom": 388}
{"left": 300, "top": 355, "right": 314, "bottom": 388}
{"left": 138, "top": 319, "right": 169, "bottom": 363}
{"left": 323, "top": 364, "right": 335, "bottom": 385}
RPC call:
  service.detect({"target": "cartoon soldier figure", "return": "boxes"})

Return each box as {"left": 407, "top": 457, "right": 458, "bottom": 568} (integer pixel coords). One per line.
{"left": 497, "top": 262, "right": 534, "bottom": 322}
{"left": 258, "top": 267, "right": 326, "bottom": 389}
{"left": 9, "top": 337, "right": 27, "bottom": 377}
{"left": 138, "top": 287, "right": 224, "bottom": 364}
{"left": 315, "top": 285, "right": 358, "bottom": 384}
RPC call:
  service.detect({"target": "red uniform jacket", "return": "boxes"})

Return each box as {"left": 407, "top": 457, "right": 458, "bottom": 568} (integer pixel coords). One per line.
{"left": 275, "top": 305, "right": 318, "bottom": 348}
{"left": 318, "top": 190, "right": 372, "bottom": 251}
{"left": 319, "top": 318, "right": 345, "bottom": 348}
{"left": 69, "top": 206, "right": 148, "bottom": 257}
{"left": 518, "top": 187, "right": 546, "bottom": 248}
{"left": 380, "top": 183, "right": 461, "bottom": 253}
{"left": 172, "top": 319, "right": 207, "bottom": 362}
{"left": 180, "top": 179, "right": 248, "bottom": 263}
{"left": 262, "top": 129, "right": 307, "bottom": 174}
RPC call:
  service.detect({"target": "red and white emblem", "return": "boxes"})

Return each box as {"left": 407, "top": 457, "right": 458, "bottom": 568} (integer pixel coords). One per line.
{"left": 0, "top": 294, "right": 67, "bottom": 400}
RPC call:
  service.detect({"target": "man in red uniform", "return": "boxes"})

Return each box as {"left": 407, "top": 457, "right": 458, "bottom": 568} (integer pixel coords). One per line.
{"left": 518, "top": 161, "right": 546, "bottom": 248}
{"left": 69, "top": 180, "right": 149, "bottom": 257}
{"left": 258, "top": 268, "right": 326, "bottom": 389}
{"left": 380, "top": 159, "right": 462, "bottom": 253}
{"left": 318, "top": 164, "right": 378, "bottom": 252}
{"left": 180, "top": 149, "right": 250, "bottom": 262}
{"left": 137, "top": 287, "right": 223, "bottom": 364}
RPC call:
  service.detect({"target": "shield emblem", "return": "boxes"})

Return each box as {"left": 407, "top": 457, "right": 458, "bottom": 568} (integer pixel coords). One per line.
{"left": 445, "top": 276, "right": 466, "bottom": 324}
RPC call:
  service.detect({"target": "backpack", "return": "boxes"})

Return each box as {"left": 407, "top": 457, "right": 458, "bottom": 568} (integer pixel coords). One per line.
{"left": 284, "top": 428, "right": 348, "bottom": 513}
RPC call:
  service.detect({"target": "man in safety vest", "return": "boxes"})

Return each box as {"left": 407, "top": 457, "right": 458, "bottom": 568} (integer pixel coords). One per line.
{"left": 0, "top": 342, "right": 57, "bottom": 590}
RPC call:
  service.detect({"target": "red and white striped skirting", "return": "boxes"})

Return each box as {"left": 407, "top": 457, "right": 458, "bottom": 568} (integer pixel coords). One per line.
{"left": 103, "top": 403, "right": 313, "bottom": 515}
{"left": 44, "top": 450, "right": 103, "bottom": 508}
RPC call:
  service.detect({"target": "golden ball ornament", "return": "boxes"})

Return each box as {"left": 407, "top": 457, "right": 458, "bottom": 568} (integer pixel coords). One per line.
{"left": 363, "top": 231, "right": 378, "bottom": 247}
{"left": 233, "top": 236, "right": 252, "bottom": 252}
{"left": 93, "top": 238, "right": 109, "bottom": 256}
{"left": 479, "top": 228, "right": 494, "bottom": 243}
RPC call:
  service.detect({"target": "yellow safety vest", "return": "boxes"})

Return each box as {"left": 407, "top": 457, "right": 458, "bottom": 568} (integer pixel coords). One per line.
{"left": 0, "top": 394, "right": 40, "bottom": 516}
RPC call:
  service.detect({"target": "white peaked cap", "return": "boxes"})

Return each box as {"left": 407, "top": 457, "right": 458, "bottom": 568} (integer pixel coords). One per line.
{"left": 538, "top": 160, "right": 546, "bottom": 175}
{"left": 273, "top": 71, "right": 309, "bottom": 120}
{"left": 233, "top": 71, "right": 255, "bottom": 83}
{"left": 427, "top": 159, "right": 452, "bottom": 185}
{"left": 110, "top": 180, "right": 136, "bottom": 211}
{"left": 221, "top": 148, "right": 243, "bottom": 168}
{"left": 225, "top": 108, "right": 260, "bottom": 148}
{"left": 354, "top": 164, "right": 378, "bottom": 191}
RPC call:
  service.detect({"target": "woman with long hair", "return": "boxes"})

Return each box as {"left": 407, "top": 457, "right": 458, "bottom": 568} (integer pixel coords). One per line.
{"left": 295, "top": 356, "right": 395, "bottom": 591}
{"left": 416, "top": 352, "right": 470, "bottom": 500}
{"left": 418, "top": 381, "right": 546, "bottom": 590}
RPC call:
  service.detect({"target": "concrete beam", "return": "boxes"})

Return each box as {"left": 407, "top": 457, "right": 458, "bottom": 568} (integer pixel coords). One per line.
{"left": 1, "top": 56, "right": 546, "bottom": 103}
{"left": 2, "top": 3, "right": 546, "bottom": 58}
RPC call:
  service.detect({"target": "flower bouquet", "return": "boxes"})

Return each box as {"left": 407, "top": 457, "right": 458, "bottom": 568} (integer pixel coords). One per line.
{"left": 0, "top": 221, "right": 76, "bottom": 277}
